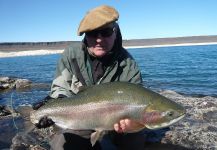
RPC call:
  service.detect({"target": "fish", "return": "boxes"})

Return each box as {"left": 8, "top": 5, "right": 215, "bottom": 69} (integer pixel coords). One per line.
{"left": 30, "top": 82, "right": 186, "bottom": 146}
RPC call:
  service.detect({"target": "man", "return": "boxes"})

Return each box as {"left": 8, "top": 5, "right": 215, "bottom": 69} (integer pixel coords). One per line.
{"left": 34, "top": 5, "right": 145, "bottom": 150}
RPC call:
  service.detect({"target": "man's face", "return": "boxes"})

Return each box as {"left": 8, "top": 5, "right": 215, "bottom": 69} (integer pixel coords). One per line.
{"left": 85, "top": 23, "right": 116, "bottom": 58}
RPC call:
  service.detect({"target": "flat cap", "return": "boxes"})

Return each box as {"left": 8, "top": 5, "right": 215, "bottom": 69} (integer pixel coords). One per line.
{"left": 77, "top": 5, "right": 119, "bottom": 36}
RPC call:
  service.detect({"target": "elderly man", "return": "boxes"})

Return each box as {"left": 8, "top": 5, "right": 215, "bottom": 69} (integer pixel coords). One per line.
{"left": 34, "top": 5, "right": 145, "bottom": 150}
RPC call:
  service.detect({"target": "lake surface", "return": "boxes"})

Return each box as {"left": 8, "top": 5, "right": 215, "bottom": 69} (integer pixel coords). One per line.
{"left": 0, "top": 44, "right": 217, "bottom": 149}
{"left": 1, "top": 44, "right": 217, "bottom": 107}
{"left": 133, "top": 44, "right": 217, "bottom": 97}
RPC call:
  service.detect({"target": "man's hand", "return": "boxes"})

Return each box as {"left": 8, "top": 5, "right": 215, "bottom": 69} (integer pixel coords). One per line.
{"left": 114, "top": 119, "right": 144, "bottom": 133}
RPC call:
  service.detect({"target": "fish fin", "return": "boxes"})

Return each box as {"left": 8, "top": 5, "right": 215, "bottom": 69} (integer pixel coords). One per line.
{"left": 126, "top": 126, "right": 146, "bottom": 133}
{"left": 123, "top": 121, "right": 146, "bottom": 133}
{"left": 90, "top": 129, "right": 105, "bottom": 146}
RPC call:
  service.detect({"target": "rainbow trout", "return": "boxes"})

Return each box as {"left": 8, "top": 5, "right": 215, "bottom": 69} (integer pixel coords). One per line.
{"left": 30, "top": 82, "right": 185, "bottom": 146}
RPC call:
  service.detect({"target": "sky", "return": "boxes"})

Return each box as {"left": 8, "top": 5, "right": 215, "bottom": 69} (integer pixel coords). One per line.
{"left": 0, "top": 0, "right": 217, "bottom": 42}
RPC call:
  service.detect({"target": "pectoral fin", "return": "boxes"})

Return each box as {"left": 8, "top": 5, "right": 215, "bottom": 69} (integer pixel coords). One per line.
{"left": 124, "top": 121, "right": 145, "bottom": 133}
{"left": 90, "top": 129, "right": 105, "bottom": 146}
{"left": 127, "top": 126, "right": 145, "bottom": 133}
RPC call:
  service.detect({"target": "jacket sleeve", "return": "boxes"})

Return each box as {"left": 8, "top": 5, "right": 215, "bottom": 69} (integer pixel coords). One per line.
{"left": 118, "top": 49, "right": 143, "bottom": 85}
{"left": 50, "top": 48, "right": 82, "bottom": 98}
{"left": 124, "top": 58, "right": 143, "bottom": 85}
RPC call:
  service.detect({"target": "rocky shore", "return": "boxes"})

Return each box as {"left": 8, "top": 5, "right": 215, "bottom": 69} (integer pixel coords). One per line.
{"left": 0, "top": 76, "right": 50, "bottom": 92}
{"left": 0, "top": 77, "right": 216, "bottom": 149}
{"left": 160, "top": 90, "right": 217, "bottom": 149}
{"left": 0, "top": 77, "right": 32, "bottom": 90}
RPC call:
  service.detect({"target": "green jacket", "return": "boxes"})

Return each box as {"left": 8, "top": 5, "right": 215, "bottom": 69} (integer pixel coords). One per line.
{"left": 50, "top": 44, "right": 142, "bottom": 98}
{"left": 49, "top": 25, "right": 143, "bottom": 145}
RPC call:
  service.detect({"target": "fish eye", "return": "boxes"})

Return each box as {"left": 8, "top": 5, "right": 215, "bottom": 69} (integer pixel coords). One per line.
{"left": 168, "top": 111, "right": 174, "bottom": 117}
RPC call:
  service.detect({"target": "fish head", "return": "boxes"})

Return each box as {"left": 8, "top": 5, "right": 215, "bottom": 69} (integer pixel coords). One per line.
{"left": 141, "top": 97, "right": 186, "bottom": 129}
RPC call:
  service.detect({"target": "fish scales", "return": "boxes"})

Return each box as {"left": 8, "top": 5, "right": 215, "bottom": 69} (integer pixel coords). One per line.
{"left": 30, "top": 82, "right": 185, "bottom": 145}
{"left": 32, "top": 101, "right": 146, "bottom": 130}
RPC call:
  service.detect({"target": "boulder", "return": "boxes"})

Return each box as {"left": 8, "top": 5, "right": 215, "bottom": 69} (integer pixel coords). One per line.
{"left": 0, "top": 77, "right": 32, "bottom": 91}
{"left": 15, "top": 79, "right": 32, "bottom": 89}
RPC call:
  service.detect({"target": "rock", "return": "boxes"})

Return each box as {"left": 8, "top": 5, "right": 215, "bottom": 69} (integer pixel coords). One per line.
{"left": 0, "top": 76, "right": 50, "bottom": 92}
{"left": 15, "top": 79, "right": 32, "bottom": 89}
{"left": 160, "top": 92, "right": 217, "bottom": 149}
{"left": 11, "top": 128, "right": 53, "bottom": 150}
{"left": 206, "top": 126, "right": 217, "bottom": 132}
{"left": 203, "top": 110, "right": 217, "bottom": 122}
{"left": 0, "top": 76, "right": 16, "bottom": 90}
{"left": 0, "top": 105, "right": 12, "bottom": 116}
{"left": 0, "top": 76, "right": 32, "bottom": 91}
{"left": 0, "top": 105, "right": 20, "bottom": 119}
{"left": 0, "top": 83, "right": 10, "bottom": 89}
{"left": 0, "top": 77, "right": 10, "bottom": 82}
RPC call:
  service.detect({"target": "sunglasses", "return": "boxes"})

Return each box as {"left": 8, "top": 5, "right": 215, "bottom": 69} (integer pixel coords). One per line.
{"left": 85, "top": 27, "right": 115, "bottom": 38}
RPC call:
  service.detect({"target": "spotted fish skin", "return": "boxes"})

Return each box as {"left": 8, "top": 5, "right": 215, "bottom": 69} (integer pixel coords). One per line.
{"left": 30, "top": 82, "right": 186, "bottom": 145}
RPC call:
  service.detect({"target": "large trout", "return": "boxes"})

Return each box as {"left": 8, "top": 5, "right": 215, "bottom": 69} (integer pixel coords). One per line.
{"left": 30, "top": 82, "right": 185, "bottom": 145}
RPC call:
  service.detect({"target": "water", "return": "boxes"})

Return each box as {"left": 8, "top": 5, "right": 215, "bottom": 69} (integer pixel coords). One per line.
{"left": 0, "top": 54, "right": 60, "bottom": 107}
{"left": 1, "top": 44, "right": 217, "bottom": 107}
{"left": 0, "top": 54, "right": 59, "bottom": 83}
{"left": 130, "top": 45, "right": 217, "bottom": 97}
{"left": 0, "top": 44, "right": 216, "bottom": 148}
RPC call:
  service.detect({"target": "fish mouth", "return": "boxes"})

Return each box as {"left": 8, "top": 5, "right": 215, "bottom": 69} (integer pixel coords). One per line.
{"left": 145, "top": 114, "right": 185, "bottom": 130}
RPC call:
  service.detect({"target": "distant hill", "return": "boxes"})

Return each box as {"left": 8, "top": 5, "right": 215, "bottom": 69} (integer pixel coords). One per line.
{"left": 0, "top": 41, "right": 76, "bottom": 51}
{"left": 1, "top": 35, "right": 217, "bottom": 51}
{"left": 123, "top": 35, "right": 217, "bottom": 47}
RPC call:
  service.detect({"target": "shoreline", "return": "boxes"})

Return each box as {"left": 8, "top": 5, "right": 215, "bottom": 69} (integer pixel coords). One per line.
{"left": 0, "top": 49, "right": 64, "bottom": 58}
{"left": 1, "top": 42, "right": 217, "bottom": 58}
{"left": 125, "top": 42, "right": 217, "bottom": 49}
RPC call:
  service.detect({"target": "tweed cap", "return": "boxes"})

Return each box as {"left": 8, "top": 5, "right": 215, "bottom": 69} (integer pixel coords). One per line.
{"left": 77, "top": 5, "right": 119, "bottom": 36}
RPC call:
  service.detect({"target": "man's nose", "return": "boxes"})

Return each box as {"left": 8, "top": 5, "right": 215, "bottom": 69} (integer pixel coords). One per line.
{"left": 96, "top": 34, "right": 103, "bottom": 42}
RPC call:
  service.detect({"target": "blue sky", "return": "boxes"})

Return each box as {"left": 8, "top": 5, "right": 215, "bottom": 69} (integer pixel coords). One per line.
{"left": 0, "top": 0, "right": 217, "bottom": 42}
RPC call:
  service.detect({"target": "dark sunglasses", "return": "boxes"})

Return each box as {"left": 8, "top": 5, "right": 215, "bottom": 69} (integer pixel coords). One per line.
{"left": 85, "top": 27, "right": 115, "bottom": 38}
